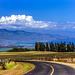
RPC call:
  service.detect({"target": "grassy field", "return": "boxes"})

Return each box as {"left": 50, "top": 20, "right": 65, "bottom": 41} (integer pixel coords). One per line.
{"left": 0, "top": 62, "right": 35, "bottom": 75}
{"left": 0, "top": 51, "right": 75, "bottom": 60}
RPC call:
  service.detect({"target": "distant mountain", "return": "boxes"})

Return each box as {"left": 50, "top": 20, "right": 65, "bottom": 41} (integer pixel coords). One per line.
{"left": 0, "top": 29, "right": 68, "bottom": 45}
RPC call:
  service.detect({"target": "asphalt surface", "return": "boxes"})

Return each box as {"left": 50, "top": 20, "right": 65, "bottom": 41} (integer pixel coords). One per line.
{"left": 17, "top": 61, "right": 75, "bottom": 75}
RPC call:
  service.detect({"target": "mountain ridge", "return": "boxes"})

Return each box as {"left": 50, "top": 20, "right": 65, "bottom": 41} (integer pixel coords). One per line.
{"left": 0, "top": 29, "right": 68, "bottom": 45}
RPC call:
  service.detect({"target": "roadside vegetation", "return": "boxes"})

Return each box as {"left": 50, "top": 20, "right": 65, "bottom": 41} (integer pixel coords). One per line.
{"left": 0, "top": 61, "right": 35, "bottom": 75}
{"left": 0, "top": 61, "right": 16, "bottom": 70}
{"left": 5, "top": 62, "right": 17, "bottom": 69}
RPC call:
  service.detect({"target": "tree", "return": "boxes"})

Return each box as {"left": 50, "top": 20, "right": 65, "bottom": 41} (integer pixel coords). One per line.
{"left": 35, "top": 42, "right": 38, "bottom": 51}
{"left": 12, "top": 47, "right": 18, "bottom": 52}
{"left": 71, "top": 42, "right": 74, "bottom": 52}
{"left": 58, "top": 43, "right": 61, "bottom": 52}
{"left": 63, "top": 41, "right": 66, "bottom": 52}
{"left": 38, "top": 42, "right": 45, "bottom": 51}
{"left": 60, "top": 42, "right": 66, "bottom": 52}
{"left": 50, "top": 42, "right": 55, "bottom": 51}
{"left": 55, "top": 43, "right": 58, "bottom": 52}
{"left": 46, "top": 42, "right": 49, "bottom": 51}
{"left": 38, "top": 42, "right": 41, "bottom": 51}
{"left": 67, "top": 44, "right": 71, "bottom": 52}
{"left": 42, "top": 43, "right": 45, "bottom": 51}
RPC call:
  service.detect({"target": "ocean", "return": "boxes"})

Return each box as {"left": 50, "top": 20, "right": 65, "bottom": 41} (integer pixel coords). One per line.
{"left": 0, "top": 48, "right": 12, "bottom": 52}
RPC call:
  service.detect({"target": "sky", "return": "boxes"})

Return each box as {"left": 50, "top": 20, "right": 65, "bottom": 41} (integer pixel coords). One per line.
{"left": 0, "top": 0, "right": 75, "bottom": 21}
{"left": 0, "top": 0, "right": 75, "bottom": 33}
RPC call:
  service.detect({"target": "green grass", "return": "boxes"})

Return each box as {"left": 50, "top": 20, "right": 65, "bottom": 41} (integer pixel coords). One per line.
{"left": 5, "top": 62, "right": 17, "bottom": 70}
{"left": 22, "top": 63, "right": 30, "bottom": 70}
{"left": 21, "top": 63, "right": 35, "bottom": 71}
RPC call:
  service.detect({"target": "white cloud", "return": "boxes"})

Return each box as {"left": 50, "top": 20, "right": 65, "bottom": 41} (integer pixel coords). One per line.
{"left": 0, "top": 15, "right": 49, "bottom": 29}
{"left": 0, "top": 14, "right": 75, "bottom": 30}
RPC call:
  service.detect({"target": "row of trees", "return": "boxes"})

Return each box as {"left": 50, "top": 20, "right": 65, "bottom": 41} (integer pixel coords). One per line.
{"left": 35, "top": 42, "right": 75, "bottom": 52}
{"left": 7, "top": 47, "right": 34, "bottom": 52}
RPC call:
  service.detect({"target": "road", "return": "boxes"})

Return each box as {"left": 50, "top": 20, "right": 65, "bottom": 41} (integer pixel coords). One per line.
{"left": 18, "top": 61, "right": 75, "bottom": 75}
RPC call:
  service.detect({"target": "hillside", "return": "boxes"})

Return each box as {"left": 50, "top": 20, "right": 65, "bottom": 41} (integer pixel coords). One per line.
{"left": 0, "top": 29, "right": 67, "bottom": 45}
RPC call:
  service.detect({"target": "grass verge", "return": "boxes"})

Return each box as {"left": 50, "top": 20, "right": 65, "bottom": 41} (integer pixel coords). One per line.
{"left": 0, "top": 62, "right": 35, "bottom": 75}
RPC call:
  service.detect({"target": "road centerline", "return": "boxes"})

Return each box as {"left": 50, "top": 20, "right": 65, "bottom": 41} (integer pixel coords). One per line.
{"left": 44, "top": 63, "right": 54, "bottom": 75}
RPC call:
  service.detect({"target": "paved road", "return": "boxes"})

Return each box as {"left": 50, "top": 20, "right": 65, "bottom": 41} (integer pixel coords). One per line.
{"left": 17, "top": 61, "right": 75, "bottom": 75}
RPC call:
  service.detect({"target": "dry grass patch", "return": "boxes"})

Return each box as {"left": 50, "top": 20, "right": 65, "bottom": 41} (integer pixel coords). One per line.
{"left": 0, "top": 51, "right": 57, "bottom": 55}
{"left": 0, "top": 51, "right": 75, "bottom": 60}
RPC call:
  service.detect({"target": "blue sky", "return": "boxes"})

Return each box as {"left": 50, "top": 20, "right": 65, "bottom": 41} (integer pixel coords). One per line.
{"left": 0, "top": 0, "right": 75, "bottom": 34}
{"left": 0, "top": 0, "right": 75, "bottom": 21}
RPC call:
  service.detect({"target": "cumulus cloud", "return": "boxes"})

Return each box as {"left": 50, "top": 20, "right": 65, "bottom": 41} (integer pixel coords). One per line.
{"left": 0, "top": 15, "right": 49, "bottom": 29}
{"left": 0, "top": 14, "right": 75, "bottom": 30}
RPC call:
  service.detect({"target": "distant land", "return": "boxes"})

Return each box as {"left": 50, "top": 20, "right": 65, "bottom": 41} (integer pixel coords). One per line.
{"left": 0, "top": 29, "right": 75, "bottom": 46}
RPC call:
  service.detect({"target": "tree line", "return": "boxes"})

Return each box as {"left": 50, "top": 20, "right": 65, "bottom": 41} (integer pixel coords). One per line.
{"left": 7, "top": 47, "right": 34, "bottom": 52}
{"left": 35, "top": 42, "right": 75, "bottom": 52}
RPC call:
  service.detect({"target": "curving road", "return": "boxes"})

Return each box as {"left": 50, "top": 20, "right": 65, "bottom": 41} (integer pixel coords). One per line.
{"left": 17, "top": 61, "right": 75, "bottom": 75}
